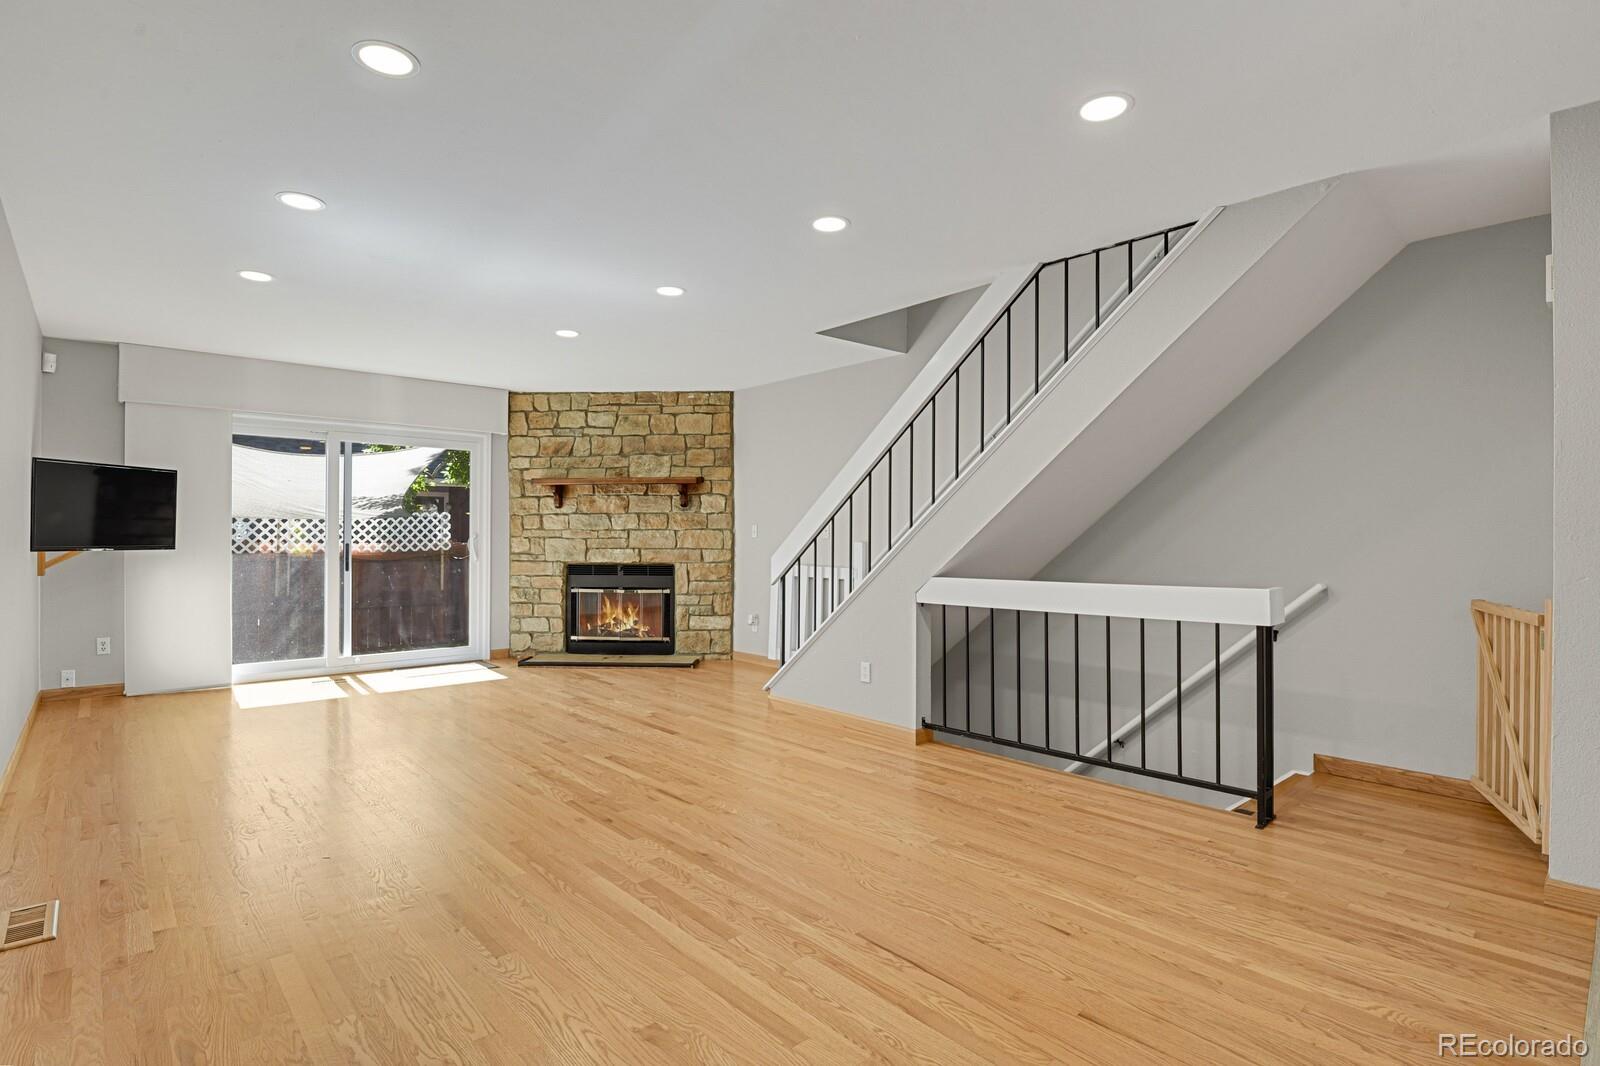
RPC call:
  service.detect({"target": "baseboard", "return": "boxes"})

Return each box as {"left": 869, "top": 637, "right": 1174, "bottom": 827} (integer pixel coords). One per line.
{"left": 732, "top": 651, "right": 779, "bottom": 668}
{"left": 37, "top": 683, "right": 124, "bottom": 703}
{"left": 766, "top": 693, "right": 920, "bottom": 743}
{"left": 0, "top": 694, "right": 43, "bottom": 814}
{"left": 489, "top": 647, "right": 512, "bottom": 661}
{"left": 1545, "top": 878, "right": 1600, "bottom": 918}
{"left": 1313, "top": 753, "right": 1485, "bottom": 804}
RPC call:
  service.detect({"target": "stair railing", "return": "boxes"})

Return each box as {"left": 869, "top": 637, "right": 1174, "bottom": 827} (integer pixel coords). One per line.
{"left": 775, "top": 221, "right": 1197, "bottom": 666}
{"left": 1064, "top": 583, "right": 1327, "bottom": 772}
{"left": 916, "top": 578, "right": 1284, "bottom": 828}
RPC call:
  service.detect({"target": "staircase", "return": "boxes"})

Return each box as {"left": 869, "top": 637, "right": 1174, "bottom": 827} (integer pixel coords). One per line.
{"left": 767, "top": 176, "right": 1405, "bottom": 727}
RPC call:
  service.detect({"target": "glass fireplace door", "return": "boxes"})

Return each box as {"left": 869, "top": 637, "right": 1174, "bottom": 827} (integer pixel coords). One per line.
{"left": 571, "top": 589, "right": 670, "bottom": 642}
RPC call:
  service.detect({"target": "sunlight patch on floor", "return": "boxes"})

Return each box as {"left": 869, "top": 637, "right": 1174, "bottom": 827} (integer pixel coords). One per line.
{"left": 232, "top": 662, "right": 504, "bottom": 707}
{"left": 358, "top": 662, "right": 506, "bottom": 693}
{"left": 231, "top": 675, "right": 350, "bottom": 709}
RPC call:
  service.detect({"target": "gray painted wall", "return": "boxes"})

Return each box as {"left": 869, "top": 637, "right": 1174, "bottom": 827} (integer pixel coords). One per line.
{"left": 1550, "top": 104, "right": 1600, "bottom": 889}
{"left": 1034, "top": 215, "right": 1553, "bottom": 784}
{"left": 733, "top": 287, "right": 982, "bottom": 657}
{"left": 38, "top": 338, "right": 124, "bottom": 687}
{"left": 0, "top": 198, "right": 42, "bottom": 777}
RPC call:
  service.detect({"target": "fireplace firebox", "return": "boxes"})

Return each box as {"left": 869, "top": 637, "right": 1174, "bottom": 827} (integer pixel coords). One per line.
{"left": 565, "top": 564, "right": 675, "bottom": 655}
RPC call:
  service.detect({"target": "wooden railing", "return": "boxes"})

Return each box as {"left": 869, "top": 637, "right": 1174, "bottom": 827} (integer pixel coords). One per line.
{"left": 1470, "top": 599, "right": 1552, "bottom": 852}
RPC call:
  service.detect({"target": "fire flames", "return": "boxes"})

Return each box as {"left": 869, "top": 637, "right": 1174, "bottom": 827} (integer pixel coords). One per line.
{"left": 586, "top": 593, "right": 653, "bottom": 638}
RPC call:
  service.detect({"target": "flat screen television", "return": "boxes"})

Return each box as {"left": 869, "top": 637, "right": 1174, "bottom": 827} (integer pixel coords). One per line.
{"left": 30, "top": 458, "right": 177, "bottom": 552}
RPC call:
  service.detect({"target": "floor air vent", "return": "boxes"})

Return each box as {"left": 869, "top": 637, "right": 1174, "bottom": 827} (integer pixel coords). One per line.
{"left": 1, "top": 900, "right": 59, "bottom": 951}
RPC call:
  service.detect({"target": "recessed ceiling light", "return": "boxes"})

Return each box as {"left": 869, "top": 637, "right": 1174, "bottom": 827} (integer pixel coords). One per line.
{"left": 555, "top": 329, "right": 580, "bottom": 338}
{"left": 655, "top": 285, "right": 685, "bottom": 297}
{"left": 1079, "top": 93, "right": 1132, "bottom": 122}
{"left": 812, "top": 216, "right": 850, "bottom": 233}
{"left": 275, "top": 191, "right": 326, "bottom": 212}
{"left": 237, "top": 270, "right": 274, "bottom": 283}
{"left": 353, "top": 40, "right": 419, "bottom": 78}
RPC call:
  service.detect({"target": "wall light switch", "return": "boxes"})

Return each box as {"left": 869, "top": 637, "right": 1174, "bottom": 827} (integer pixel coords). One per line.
{"left": 96, "top": 636, "right": 112, "bottom": 656}
{"left": 746, "top": 613, "right": 758, "bottom": 627}
{"left": 60, "top": 669, "right": 75, "bottom": 688}
{"left": 750, "top": 523, "right": 759, "bottom": 539}
{"left": 859, "top": 661, "right": 871, "bottom": 683}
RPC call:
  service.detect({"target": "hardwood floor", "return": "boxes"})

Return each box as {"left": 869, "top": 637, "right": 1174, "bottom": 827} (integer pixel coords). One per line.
{"left": 0, "top": 658, "right": 1591, "bottom": 1063}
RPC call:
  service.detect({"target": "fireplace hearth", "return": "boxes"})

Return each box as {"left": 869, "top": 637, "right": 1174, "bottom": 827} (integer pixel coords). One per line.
{"left": 564, "top": 564, "right": 675, "bottom": 655}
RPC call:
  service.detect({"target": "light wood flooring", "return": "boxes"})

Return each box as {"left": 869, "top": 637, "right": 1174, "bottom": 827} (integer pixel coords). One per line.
{"left": 0, "top": 658, "right": 1592, "bottom": 1063}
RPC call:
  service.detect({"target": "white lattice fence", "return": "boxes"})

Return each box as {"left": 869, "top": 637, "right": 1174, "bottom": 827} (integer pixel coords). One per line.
{"left": 231, "top": 513, "right": 452, "bottom": 554}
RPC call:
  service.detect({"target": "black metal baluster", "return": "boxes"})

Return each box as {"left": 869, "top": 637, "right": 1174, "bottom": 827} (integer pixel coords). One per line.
{"left": 887, "top": 436, "right": 895, "bottom": 551}
{"left": 954, "top": 368, "right": 962, "bottom": 478}
{"left": 909, "top": 415, "right": 916, "bottom": 524}
{"left": 866, "top": 468, "right": 873, "bottom": 575}
{"left": 1033, "top": 277, "right": 1040, "bottom": 394}
{"left": 1005, "top": 310, "right": 1012, "bottom": 424}
{"left": 1139, "top": 617, "right": 1147, "bottom": 768}
{"left": 979, "top": 337, "right": 987, "bottom": 452}
{"left": 1073, "top": 613, "right": 1081, "bottom": 753}
{"left": 1215, "top": 622, "right": 1222, "bottom": 784}
{"left": 1105, "top": 615, "right": 1113, "bottom": 764}
{"left": 941, "top": 605, "right": 948, "bottom": 727}
{"left": 1063, "top": 256, "right": 1071, "bottom": 362}
{"left": 847, "top": 495, "right": 853, "bottom": 597}
{"left": 1255, "top": 625, "right": 1275, "bottom": 828}
{"left": 930, "top": 386, "right": 937, "bottom": 511}
{"left": 1043, "top": 612, "right": 1051, "bottom": 752}
{"left": 1015, "top": 610, "right": 1023, "bottom": 743}
{"left": 778, "top": 567, "right": 788, "bottom": 665}
{"left": 812, "top": 541, "right": 820, "bottom": 638}
{"left": 1175, "top": 620, "right": 1184, "bottom": 778}
{"left": 965, "top": 606, "right": 972, "bottom": 732}
{"left": 988, "top": 607, "right": 996, "bottom": 739}
{"left": 1094, "top": 250, "right": 1102, "bottom": 329}
{"left": 1127, "top": 240, "right": 1134, "bottom": 301}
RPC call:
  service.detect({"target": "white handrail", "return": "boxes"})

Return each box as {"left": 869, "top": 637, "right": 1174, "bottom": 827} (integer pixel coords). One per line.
{"left": 1062, "top": 583, "right": 1328, "bottom": 772}
{"left": 918, "top": 578, "right": 1285, "bottom": 627}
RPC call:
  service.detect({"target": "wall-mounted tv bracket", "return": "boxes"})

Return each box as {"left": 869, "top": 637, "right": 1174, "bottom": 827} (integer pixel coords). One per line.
{"left": 36, "top": 551, "right": 84, "bottom": 577}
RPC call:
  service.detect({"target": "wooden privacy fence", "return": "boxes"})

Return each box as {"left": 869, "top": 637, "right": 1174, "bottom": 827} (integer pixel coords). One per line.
{"left": 1471, "top": 599, "right": 1552, "bottom": 852}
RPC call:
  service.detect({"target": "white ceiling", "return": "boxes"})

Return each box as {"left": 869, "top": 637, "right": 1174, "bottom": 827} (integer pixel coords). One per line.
{"left": 0, "top": 1, "right": 1594, "bottom": 391}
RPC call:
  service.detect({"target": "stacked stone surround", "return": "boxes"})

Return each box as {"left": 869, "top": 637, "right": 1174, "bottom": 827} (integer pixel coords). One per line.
{"left": 508, "top": 391, "right": 733, "bottom": 657}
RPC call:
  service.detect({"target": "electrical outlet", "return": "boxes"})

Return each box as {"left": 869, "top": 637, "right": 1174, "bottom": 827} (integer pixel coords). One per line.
{"left": 96, "top": 636, "right": 111, "bottom": 656}
{"left": 60, "top": 669, "right": 76, "bottom": 688}
{"left": 858, "top": 660, "right": 871, "bottom": 684}
{"left": 750, "top": 523, "right": 759, "bottom": 539}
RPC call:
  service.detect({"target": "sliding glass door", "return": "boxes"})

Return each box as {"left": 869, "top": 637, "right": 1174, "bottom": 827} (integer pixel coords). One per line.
{"left": 232, "top": 419, "right": 487, "bottom": 681}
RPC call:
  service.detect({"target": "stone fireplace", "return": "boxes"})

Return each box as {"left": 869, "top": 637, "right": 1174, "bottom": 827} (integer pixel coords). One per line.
{"left": 508, "top": 391, "right": 732, "bottom": 658}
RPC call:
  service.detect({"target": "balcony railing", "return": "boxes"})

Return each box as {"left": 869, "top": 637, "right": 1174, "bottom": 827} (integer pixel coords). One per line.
{"left": 916, "top": 578, "right": 1283, "bottom": 827}
{"left": 775, "top": 221, "right": 1197, "bottom": 666}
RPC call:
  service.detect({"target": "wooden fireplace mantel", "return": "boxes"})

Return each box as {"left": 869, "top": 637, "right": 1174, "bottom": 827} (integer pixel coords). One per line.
{"left": 528, "top": 476, "right": 704, "bottom": 509}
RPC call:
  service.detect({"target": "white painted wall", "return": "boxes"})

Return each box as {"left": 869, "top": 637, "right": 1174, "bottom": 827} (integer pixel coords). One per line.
{"left": 37, "top": 338, "right": 124, "bottom": 688}
{"left": 123, "top": 402, "right": 233, "bottom": 695}
{"left": 0, "top": 197, "right": 41, "bottom": 779}
{"left": 734, "top": 288, "right": 981, "bottom": 656}
{"left": 1550, "top": 103, "right": 1600, "bottom": 890}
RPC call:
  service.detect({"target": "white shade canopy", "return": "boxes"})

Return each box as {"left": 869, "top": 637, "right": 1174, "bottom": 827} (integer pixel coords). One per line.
{"left": 230, "top": 443, "right": 441, "bottom": 519}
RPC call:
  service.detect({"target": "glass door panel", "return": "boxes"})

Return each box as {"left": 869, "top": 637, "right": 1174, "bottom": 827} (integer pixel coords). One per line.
{"left": 340, "top": 442, "right": 472, "bottom": 658}
{"left": 231, "top": 433, "right": 327, "bottom": 666}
